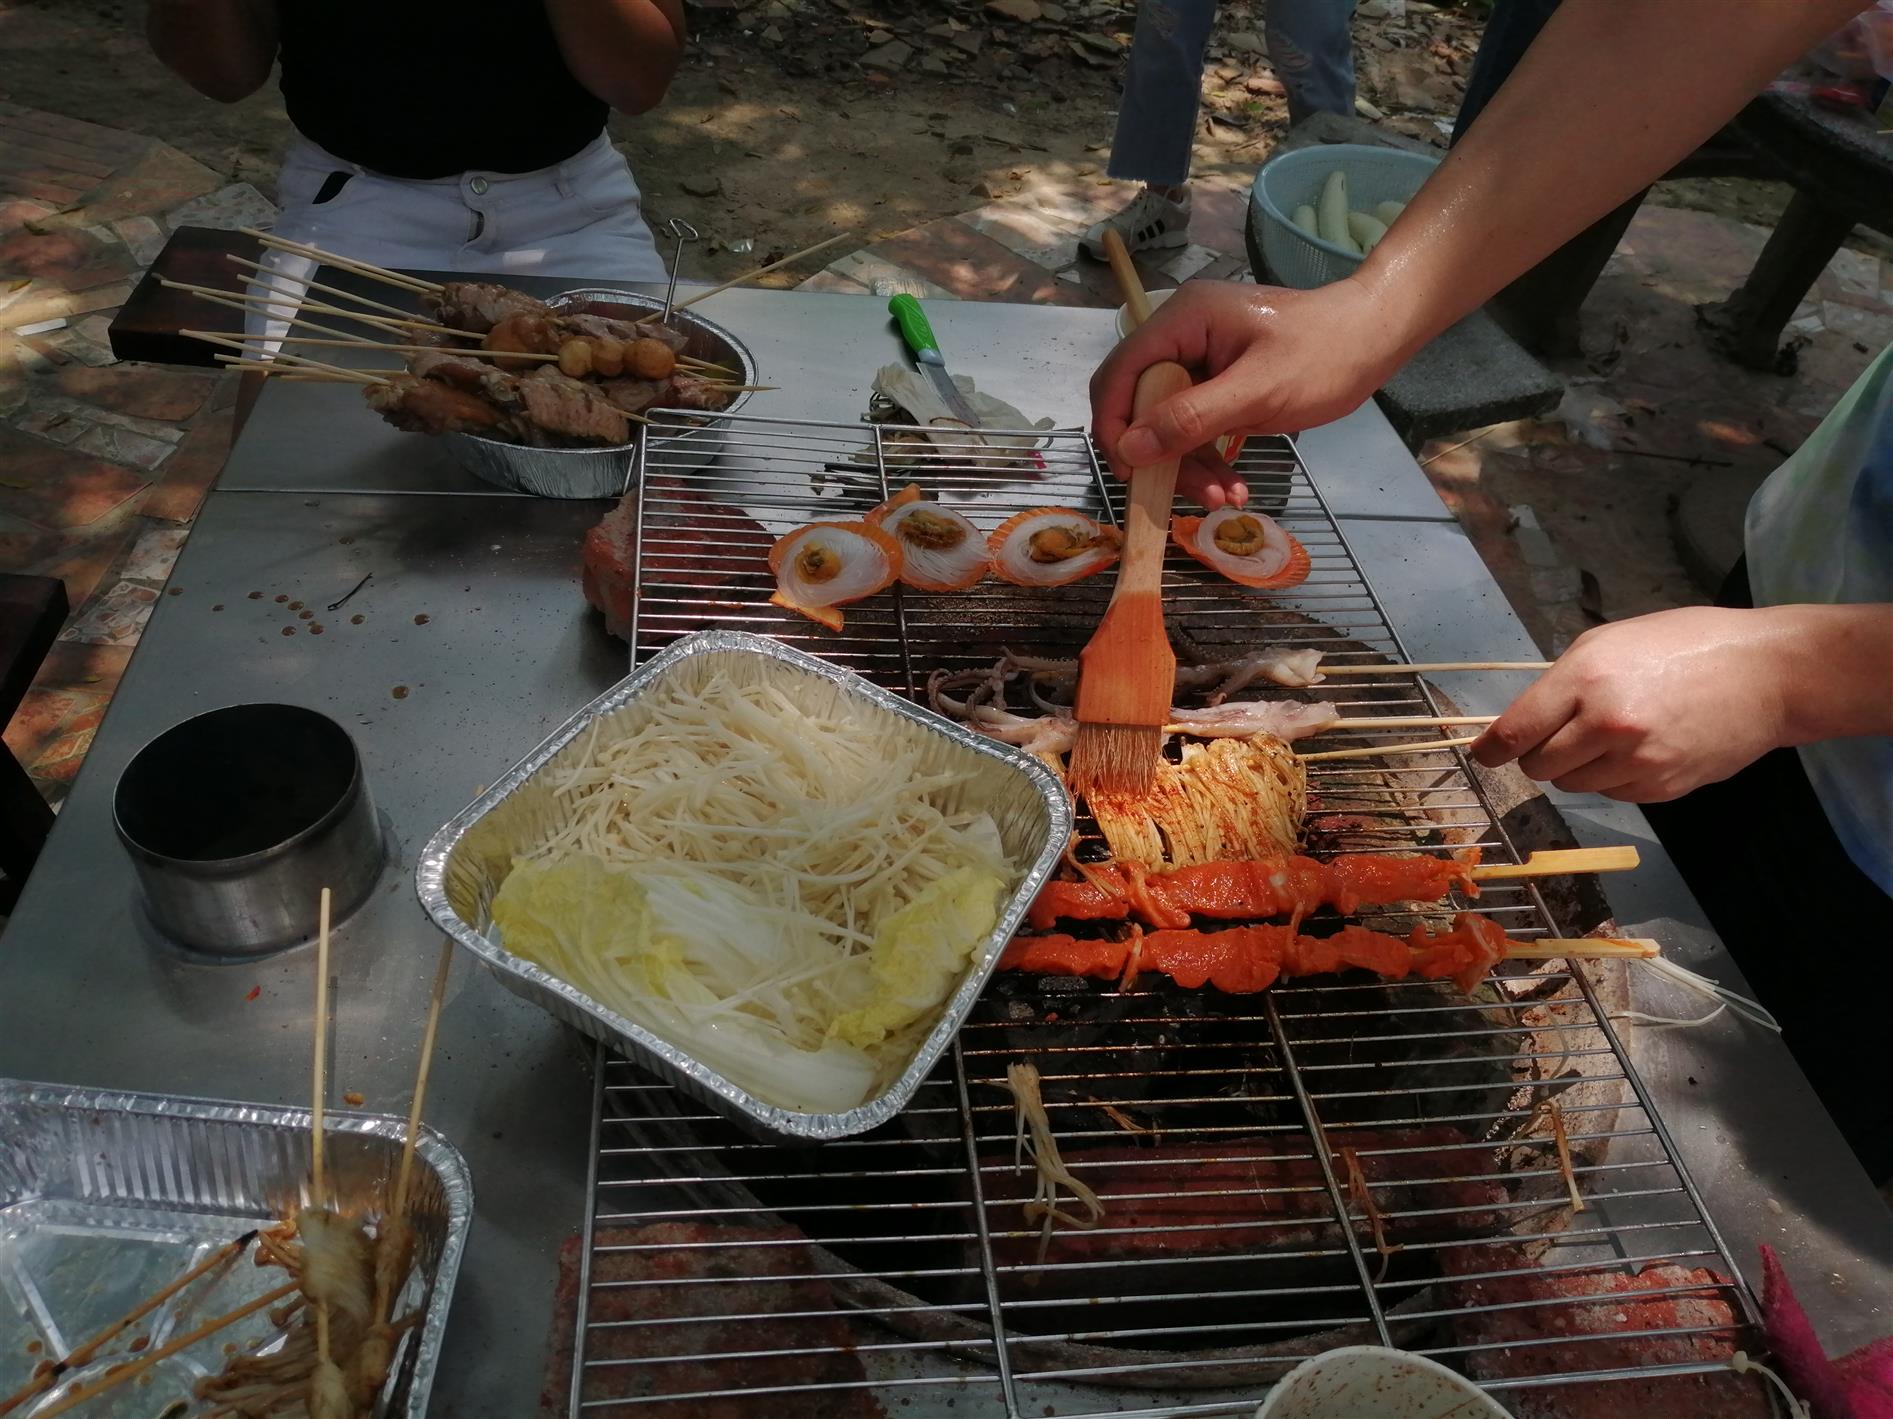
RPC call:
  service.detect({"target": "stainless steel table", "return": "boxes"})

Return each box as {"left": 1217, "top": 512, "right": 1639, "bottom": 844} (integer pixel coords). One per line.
{"left": 3, "top": 285, "right": 1889, "bottom": 1418}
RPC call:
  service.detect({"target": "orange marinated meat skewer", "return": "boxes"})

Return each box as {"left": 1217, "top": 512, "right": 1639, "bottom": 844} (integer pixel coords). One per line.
{"left": 998, "top": 911, "right": 1511, "bottom": 995}
{"left": 1028, "top": 850, "right": 1482, "bottom": 932}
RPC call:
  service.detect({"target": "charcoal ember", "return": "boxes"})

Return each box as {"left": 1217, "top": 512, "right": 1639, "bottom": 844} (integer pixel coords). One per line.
{"left": 573, "top": 1222, "right": 884, "bottom": 1419}
{"left": 1443, "top": 1249, "right": 1766, "bottom": 1418}
{"left": 984, "top": 1127, "right": 1507, "bottom": 1278}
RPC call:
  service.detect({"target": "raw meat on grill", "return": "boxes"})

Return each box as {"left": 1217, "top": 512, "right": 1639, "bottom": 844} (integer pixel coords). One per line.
{"left": 983, "top": 1128, "right": 1508, "bottom": 1275}
{"left": 1028, "top": 850, "right": 1481, "bottom": 930}
{"left": 999, "top": 912, "right": 1511, "bottom": 995}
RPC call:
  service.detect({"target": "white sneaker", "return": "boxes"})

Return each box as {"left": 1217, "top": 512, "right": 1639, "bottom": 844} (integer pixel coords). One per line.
{"left": 1081, "top": 187, "right": 1192, "bottom": 260}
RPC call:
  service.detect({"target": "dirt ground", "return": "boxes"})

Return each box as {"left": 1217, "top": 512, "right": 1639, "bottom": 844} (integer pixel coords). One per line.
{"left": 0, "top": 0, "right": 1843, "bottom": 282}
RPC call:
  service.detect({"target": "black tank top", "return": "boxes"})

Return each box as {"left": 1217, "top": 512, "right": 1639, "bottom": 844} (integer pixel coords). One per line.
{"left": 278, "top": 4, "right": 610, "bottom": 179}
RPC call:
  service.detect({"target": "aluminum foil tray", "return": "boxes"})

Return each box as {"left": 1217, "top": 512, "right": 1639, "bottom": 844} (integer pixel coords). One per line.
{"left": 416, "top": 629, "right": 1071, "bottom": 1144}
{"left": 0, "top": 1078, "right": 472, "bottom": 1417}
{"left": 440, "top": 287, "right": 758, "bottom": 500}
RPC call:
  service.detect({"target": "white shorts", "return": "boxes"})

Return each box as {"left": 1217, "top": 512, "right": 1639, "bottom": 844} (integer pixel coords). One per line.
{"left": 244, "top": 131, "right": 667, "bottom": 341}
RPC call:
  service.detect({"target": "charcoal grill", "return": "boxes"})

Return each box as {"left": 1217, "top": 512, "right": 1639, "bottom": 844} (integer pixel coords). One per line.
{"left": 564, "top": 413, "right": 1759, "bottom": 1417}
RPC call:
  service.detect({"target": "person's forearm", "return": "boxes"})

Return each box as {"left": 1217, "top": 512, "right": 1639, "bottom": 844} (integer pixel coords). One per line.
{"left": 1353, "top": 0, "right": 1862, "bottom": 365}
{"left": 1773, "top": 603, "right": 1893, "bottom": 744}
{"left": 146, "top": 0, "right": 277, "bottom": 103}
{"left": 544, "top": 0, "right": 686, "bottom": 115}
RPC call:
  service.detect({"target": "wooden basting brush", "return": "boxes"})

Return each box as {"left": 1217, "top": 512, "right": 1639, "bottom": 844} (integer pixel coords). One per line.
{"left": 1069, "top": 228, "right": 1193, "bottom": 801}
{"left": 1068, "top": 357, "right": 1194, "bottom": 801}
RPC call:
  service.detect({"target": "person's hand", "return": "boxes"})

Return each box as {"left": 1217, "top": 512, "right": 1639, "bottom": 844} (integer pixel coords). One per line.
{"left": 1089, "top": 276, "right": 1399, "bottom": 509}
{"left": 1471, "top": 607, "right": 1794, "bottom": 802}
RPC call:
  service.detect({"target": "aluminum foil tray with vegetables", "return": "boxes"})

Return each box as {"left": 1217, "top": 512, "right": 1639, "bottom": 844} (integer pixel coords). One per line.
{"left": 417, "top": 630, "right": 1070, "bottom": 1144}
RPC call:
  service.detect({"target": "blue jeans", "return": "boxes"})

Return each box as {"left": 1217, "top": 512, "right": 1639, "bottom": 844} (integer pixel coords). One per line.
{"left": 1107, "top": 0, "right": 1357, "bottom": 187}
{"left": 1452, "top": 0, "right": 1561, "bottom": 142}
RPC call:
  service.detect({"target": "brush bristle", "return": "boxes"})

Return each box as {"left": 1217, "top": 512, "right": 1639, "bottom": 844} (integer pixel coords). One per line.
{"left": 1067, "top": 722, "right": 1163, "bottom": 801}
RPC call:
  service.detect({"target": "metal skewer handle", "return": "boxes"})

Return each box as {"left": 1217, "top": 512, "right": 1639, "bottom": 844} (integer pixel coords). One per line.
{"left": 660, "top": 218, "right": 700, "bottom": 319}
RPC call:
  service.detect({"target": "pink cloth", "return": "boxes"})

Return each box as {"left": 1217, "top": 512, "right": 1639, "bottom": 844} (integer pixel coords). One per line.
{"left": 1761, "top": 1245, "right": 1893, "bottom": 1418}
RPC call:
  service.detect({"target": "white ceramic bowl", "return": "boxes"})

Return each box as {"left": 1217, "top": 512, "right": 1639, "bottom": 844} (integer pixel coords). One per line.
{"left": 1254, "top": 1347, "right": 1511, "bottom": 1418}
{"left": 1114, "top": 285, "right": 1178, "bottom": 339}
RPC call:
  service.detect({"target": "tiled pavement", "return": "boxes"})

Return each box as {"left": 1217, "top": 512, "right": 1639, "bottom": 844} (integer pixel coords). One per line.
{"left": 800, "top": 174, "right": 1252, "bottom": 304}
{"left": 3, "top": 91, "right": 1889, "bottom": 812}
{"left": 0, "top": 100, "right": 263, "bottom": 807}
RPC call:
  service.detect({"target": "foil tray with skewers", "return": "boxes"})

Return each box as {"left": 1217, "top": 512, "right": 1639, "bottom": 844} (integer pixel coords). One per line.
{"left": 170, "top": 239, "right": 763, "bottom": 500}
{"left": 0, "top": 1081, "right": 470, "bottom": 1417}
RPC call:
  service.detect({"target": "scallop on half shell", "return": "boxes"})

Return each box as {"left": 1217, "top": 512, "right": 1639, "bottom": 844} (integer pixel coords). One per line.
{"left": 866, "top": 485, "right": 991, "bottom": 592}
{"left": 1171, "top": 506, "right": 1311, "bottom": 589}
{"left": 988, "top": 507, "right": 1123, "bottom": 587}
{"left": 767, "top": 520, "right": 903, "bottom": 630}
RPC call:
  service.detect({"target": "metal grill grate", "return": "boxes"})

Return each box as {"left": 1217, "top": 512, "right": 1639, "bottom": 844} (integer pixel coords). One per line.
{"left": 567, "top": 413, "right": 1757, "bottom": 1417}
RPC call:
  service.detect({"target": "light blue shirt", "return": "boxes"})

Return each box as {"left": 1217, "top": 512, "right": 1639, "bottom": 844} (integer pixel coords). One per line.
{"left": 1746, "top": 340, "right": 1893, "bottom": 896}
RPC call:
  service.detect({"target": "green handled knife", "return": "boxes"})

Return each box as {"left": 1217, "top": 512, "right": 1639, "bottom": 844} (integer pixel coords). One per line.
{"left": 888, "top": 294, "right": 984, "bottom": 428}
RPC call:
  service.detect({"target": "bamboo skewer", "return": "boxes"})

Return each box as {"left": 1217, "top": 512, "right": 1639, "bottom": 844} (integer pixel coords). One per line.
{"left": 165, "top": 281, "right": 409, "bottom": 348}
{"left": 1298, "top": 733, "right": 1482, "bottom": 763}
{"left": 1472, "top": 847, "right": 1640, "bottom": 881}
{"left": 198, "top": 332, "right": 757, "bottom": 401}
{"left": 34, "top": 1279, "right": 302, "bottom": 1419}
{"left": 196, "top": 334, "right": 394, "bottom": 384}
{"left": 212, "top": 351, "right": 389, "bottom": 380}
{"left": 239, "top": 226, "right": 442, "bottom": 295}
{"left": 1508, "top": 937, "right": 1660, "bottom": 961}
{"left": 161, "top": 276, "right": 462, "bottom": 340}
{"left": 673, "top": 233, "right": 855, "bottom": 311}
{"left": 197, "top": 329, "right": 557, "bottom": 363}
{"left": 0, "top": 1232, "right": 259, "bottom": 1417}
{"left": 1318, "top": 661, "right": 1552, "bottom": 675}
{"left": 311, "top": 888, "right": 334, "bottom": 1373}
{"left": 395, "top": 939, "right": 454, "bottom": 1220}
{"left": 1322, "top": 715, "right": 1496, "bottom": 732}
{"left": 228, "top": 254, "right": 430, "bottom": 323}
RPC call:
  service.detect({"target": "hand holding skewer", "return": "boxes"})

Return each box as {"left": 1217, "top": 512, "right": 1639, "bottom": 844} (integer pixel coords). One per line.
{"left": 1468, "top": 605, "right": 1887, "bottom": 803}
